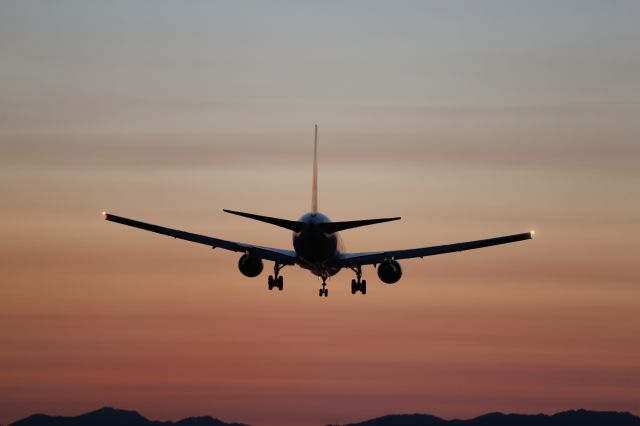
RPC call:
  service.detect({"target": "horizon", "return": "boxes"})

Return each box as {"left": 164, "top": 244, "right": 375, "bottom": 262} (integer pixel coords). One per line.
{"left": 1, "top": 1, "right": 639, "bottom": 426}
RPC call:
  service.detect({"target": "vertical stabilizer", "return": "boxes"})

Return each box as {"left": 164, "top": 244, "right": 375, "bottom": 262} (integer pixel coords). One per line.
{"left": 312, "top": 124, "right": 318, "bottom": 213}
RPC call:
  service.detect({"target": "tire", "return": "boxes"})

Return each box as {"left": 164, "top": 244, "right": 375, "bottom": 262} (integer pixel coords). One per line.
{"left": 361, "top": 280, "right": 367, "bottom": 295}
{"left": 319, "top": 289, "right": 323, "bottom": 297}
{"left": 324, "top": 288, "right": 329, "bottom": 297}
{"left": 351, "top": 279, "right": 356, "bottom": 294}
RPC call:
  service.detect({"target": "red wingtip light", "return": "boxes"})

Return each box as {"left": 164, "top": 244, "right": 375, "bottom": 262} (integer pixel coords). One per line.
{"left": 102, "top": 212, "right": 108, "bottom": 220}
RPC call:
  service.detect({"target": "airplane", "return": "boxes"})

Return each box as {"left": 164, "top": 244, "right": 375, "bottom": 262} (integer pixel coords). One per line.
{"left": 103, "top": 125, "right": 534, "bottom": 297}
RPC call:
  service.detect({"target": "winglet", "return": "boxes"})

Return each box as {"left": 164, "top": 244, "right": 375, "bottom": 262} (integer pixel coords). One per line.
{"left": 312, "top": 124, "right": 318, "bottom": 213}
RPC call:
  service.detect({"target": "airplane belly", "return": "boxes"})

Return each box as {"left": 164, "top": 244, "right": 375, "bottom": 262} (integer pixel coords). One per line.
{"left": 293, "top": 231, "right": 337, "bottom": 263}
{"left": 297, "top": 260, "right": 341, "bottom": 278}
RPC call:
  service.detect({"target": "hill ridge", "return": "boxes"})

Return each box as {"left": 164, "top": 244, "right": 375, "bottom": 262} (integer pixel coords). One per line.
{"left": 10, "top": 407, "right": 247, "bottom": 426}
{"left": 8, "top": 407, "right": 640, "bottom": 426}
{"left": 330, "top": 409, "right": 640, "bottom": 426}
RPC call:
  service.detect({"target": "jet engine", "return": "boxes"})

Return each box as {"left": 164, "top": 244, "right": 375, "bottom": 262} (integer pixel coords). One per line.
{"left": 377, "top": 259, "right": 402, "bottom": 284}
{"left": 238, "top": 253, "right": 263, "bottom": 277}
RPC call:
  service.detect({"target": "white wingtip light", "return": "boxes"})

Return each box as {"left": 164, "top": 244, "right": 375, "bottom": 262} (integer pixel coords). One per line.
{"left": 530, "top": 230, "right": 535, "bottom": 238}
{"left": 102, "top": 211, "right": 108, "bottom": 220}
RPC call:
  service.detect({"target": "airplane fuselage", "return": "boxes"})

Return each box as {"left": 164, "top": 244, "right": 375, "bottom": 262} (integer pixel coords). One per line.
{"left": 293, "top": 212, "right": 344, "bottom": 277}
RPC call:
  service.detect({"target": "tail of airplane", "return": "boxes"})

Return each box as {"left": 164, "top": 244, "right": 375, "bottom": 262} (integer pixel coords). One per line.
{"left": 312, "top": 124, "right": 318, "bottom": 213}
{"left": 223, "top": 125, "right": 401, "bottom": 233}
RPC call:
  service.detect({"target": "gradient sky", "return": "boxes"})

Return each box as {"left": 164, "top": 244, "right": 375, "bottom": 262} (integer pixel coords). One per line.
{"left": 1, "top": 1, "right": 639, "bottom": 425}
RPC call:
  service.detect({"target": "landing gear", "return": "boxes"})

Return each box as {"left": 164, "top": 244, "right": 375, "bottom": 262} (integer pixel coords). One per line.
{"left": 318, "top": 273, "right": 329, "bottom": 297}
{"left": 350, "top": 266, "right": 367, "bottom": 295}
{"left": 268, "top": 263, "right": 285, "bottom": 291}
{"left": 268, "top": 275, "right": 283, "bottom": 291}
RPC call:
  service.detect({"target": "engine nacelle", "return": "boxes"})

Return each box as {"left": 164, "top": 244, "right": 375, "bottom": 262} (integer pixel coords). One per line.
{"left": 238, "top": 253, "right": 264, "bottom": 277}
{"left": 377, "top": 259, "right": 402, "bottom": 284}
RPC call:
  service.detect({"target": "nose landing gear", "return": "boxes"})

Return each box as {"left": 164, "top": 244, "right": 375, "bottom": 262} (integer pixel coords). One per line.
{"left": 268, "top": 263, "right": 284, "bottom": 291}
{"left": 350, "top": 266, "right": 367, "bottom": 295}
{"left": 319, "top": 273, "right": 329, "bottom": 297}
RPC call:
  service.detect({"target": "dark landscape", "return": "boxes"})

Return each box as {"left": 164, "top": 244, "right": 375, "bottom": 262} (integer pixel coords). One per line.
{"left": 9, "top": 407, "right": 246, "bottom": 426}
{"left": 333, "top": 410, "right": 640, "bottom": 426}
{"left": 7, "top": 407, "right": 640, "bottom": 426}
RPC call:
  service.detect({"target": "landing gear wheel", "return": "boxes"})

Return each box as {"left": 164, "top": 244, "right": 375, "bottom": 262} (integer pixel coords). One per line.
{"left": 318, "top": 273, "right": 329, "bottom": 298}
{"left": 350, "top": 267, "right": 367, "bottom": 295}
{"left": 269, "top": 263, "right": 286, "bottom": 292}
{"left": 268, "top": 275, "right": 274, "bottom": 290}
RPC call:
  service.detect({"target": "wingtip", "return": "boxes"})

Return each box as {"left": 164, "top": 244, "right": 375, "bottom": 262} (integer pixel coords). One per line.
{"left": 530, "top": 230, "right": 535, "bottom": 238}
{"left": 102, "top": 211, "right": 108, "bottom": 220}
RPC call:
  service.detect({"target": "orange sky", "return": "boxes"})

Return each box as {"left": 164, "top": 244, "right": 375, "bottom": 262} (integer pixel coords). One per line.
{"left": 1, "top": 2, "right": 639, "bottom": 426}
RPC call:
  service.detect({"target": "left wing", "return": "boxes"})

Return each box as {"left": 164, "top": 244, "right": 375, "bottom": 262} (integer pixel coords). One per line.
{"left": 103, "top": 213, "right": 297, "bottom": 265}
{"left": 337, "top": 231, "right": 534, "bottom": 267}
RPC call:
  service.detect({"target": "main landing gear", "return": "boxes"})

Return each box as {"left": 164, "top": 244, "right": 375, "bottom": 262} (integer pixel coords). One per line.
{"left": 350, "top": 266, "right": 366, "bottom": 295}
{"left": 268, "top": 263, "right": 284, "bottom": 291}
{"left": 319, "top": 273, "right": 329, "bottom": 298}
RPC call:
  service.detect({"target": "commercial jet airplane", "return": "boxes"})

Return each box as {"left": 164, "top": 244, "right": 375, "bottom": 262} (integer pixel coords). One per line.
{"left": 103, "top": 126, "right": 534, "bottom": 297}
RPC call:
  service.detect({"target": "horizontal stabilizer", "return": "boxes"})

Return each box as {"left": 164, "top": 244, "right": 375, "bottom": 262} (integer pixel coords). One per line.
{"left": 319, "top": 217, "right": 401, "bottom": 234}
{"left": 223, "top": 209, "right": 304, "bottom": 232}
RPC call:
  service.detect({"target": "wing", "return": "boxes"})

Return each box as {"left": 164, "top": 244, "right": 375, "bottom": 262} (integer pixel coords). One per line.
{"left": 103, "top": 212, "right": 297, "bottom": 265}
{"left": 337, "top": 231, "right": 534, "bottom": 267}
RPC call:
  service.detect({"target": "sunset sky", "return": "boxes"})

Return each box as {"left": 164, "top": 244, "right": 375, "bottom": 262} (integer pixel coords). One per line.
{"left": 1, "top": 1, "right": 639, "bottom": 425}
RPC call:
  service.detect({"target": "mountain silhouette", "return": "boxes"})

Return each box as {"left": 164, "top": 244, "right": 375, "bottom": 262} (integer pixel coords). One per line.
{"left": 329, "top": 409, "right": 640, "bottom": 426}
{"left": 10, "top": 407, "right": 248, "bottom": 426}
{"left": 8, "top": 407, "right": 640, "bottom": 426}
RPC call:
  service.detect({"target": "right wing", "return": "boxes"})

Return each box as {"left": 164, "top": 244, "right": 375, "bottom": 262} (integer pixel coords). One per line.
{"left": 337, "top": 231, "right": 534, "bottom": 267}
{"left": 103, "top": 213, "right": 297, "bottom": 265}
